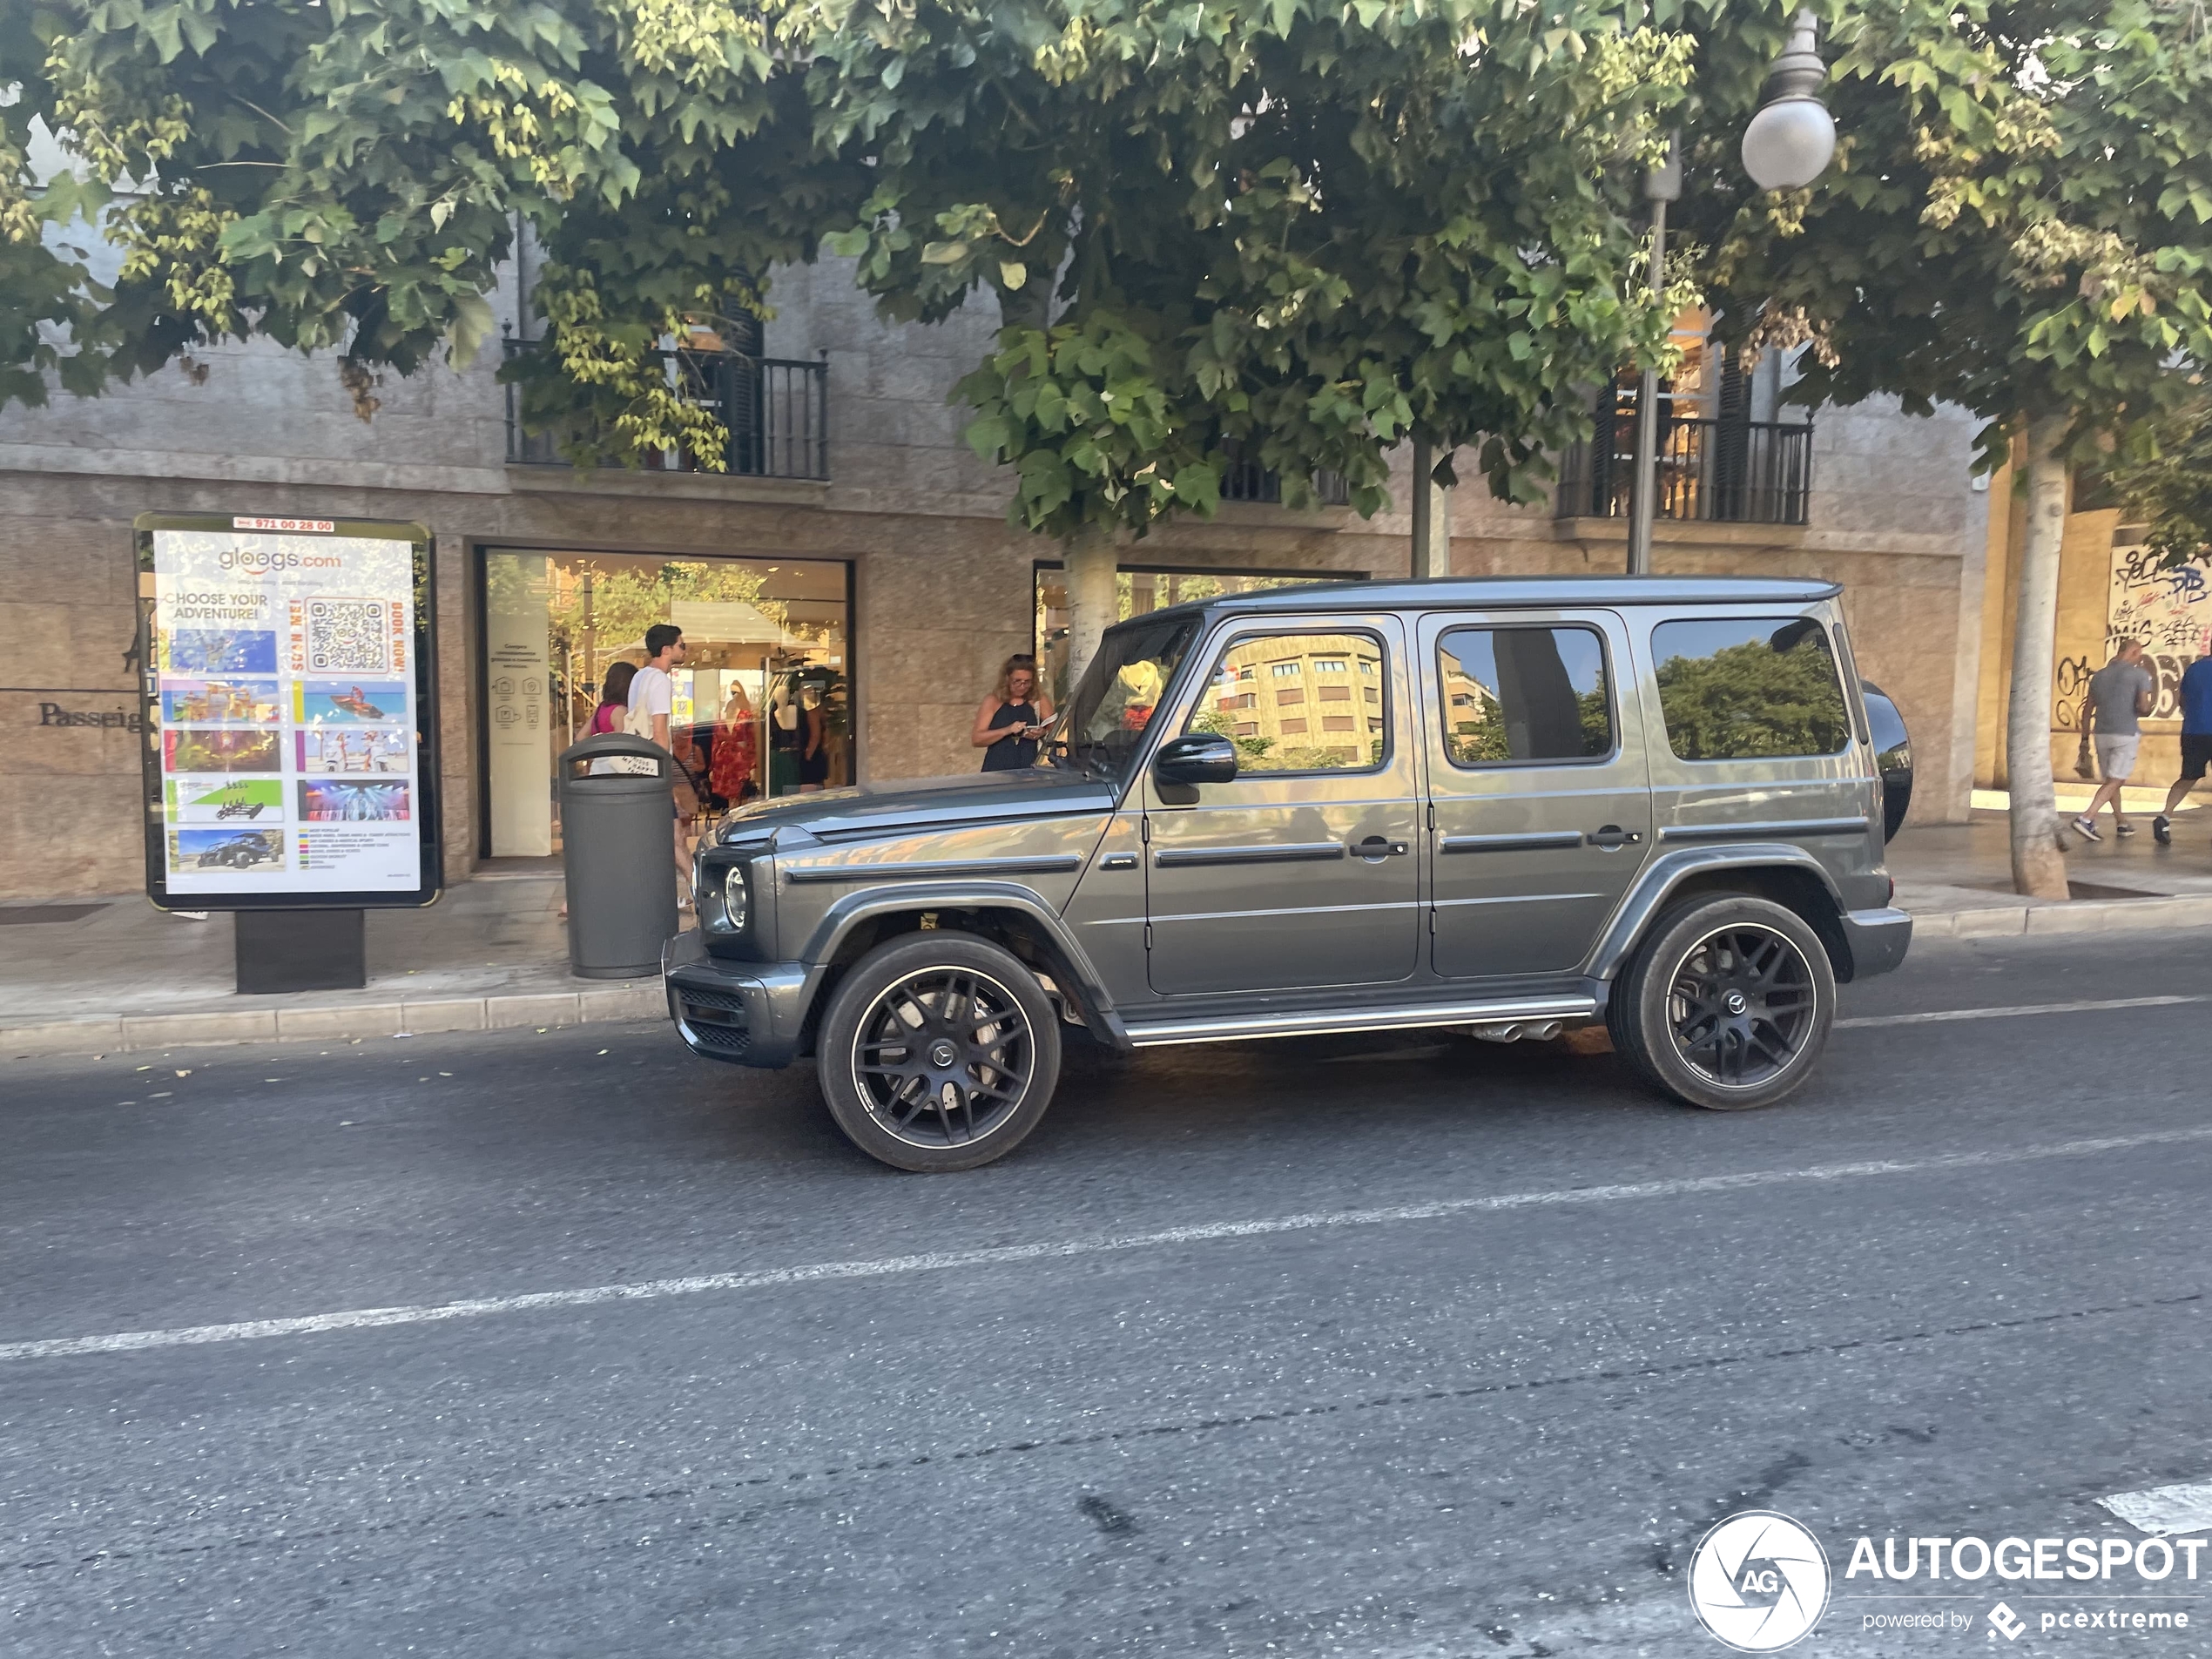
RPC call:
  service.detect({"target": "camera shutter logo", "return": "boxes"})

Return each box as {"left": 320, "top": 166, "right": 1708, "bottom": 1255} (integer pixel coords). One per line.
{"left": 1688, "top": 1510, "right": 1831, "bottom": 1651}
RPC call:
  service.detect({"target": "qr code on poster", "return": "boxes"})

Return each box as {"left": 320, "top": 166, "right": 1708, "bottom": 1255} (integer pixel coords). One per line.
{"left": 307, "top": 599, "right": 391, "bottom": 672}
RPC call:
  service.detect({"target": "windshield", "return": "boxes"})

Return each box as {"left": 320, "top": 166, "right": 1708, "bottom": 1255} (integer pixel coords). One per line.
{"left": 1045, "top": 615, "right": 1198, "bottom": 784}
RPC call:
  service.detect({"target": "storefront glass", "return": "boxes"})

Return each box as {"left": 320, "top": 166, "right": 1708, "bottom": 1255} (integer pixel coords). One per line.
{"left": 482, "top": 550, "right": 850, "bottom": 856}
{"left": 1032, "top": 563, "right": 1359, "bottom": 709}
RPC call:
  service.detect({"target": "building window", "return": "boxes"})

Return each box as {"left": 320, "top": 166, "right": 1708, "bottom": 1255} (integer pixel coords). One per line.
{"left": 480, "top": 549, "right": 850, "bottom": 857}
{"left": 1277, "top": 687, "right": 1305, "bottom": 705}
{"left": 1651, "top": 617, "right": 1849, "bottom": 760}
{"left": 1271, "top": 662, "right": 1303, "bottom": 678}
{"left": 1437, "top": 625, "right": 1612, "bottom": 768}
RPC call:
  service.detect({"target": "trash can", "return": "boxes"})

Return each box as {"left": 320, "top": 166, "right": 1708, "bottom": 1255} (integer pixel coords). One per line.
{"left": 557, "top": 732, "right": 680, "bottom": 979}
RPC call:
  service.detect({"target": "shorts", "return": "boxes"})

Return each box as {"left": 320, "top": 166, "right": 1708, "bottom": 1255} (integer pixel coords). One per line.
{"left": 2182, "top": 732, "right": 2212, "bottom": 780}
{"left": 2094, "top": 733, "right": 2141, "bottom": 782}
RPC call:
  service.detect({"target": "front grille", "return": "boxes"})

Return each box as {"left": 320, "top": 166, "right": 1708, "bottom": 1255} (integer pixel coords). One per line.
{"left": 678, "top": 976, "right": 752, "bottom": 1057}
{"left": 686, "top": 1017, "right": 752, "bottom": 1056}
{"left": 678, "top": 984, "right": 749, "bottom": 1015}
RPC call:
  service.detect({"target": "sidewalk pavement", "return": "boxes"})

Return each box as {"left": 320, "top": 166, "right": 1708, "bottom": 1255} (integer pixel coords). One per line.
{"left": 10, "top": 806, "right": 2212, "bottom": 1059}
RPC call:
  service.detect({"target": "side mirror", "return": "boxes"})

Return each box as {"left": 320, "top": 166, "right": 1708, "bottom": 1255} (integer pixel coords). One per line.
{"left": 1152, "top": 732, "right": 1239, "bottom": 786}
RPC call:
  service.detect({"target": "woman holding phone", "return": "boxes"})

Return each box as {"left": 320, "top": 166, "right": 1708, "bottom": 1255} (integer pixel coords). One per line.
{"left": 972, "top": 653, "right": 1053, "bottom": 772}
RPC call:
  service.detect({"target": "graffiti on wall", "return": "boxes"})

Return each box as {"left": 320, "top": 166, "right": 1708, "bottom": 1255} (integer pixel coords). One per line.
{"left": 2049, "top": 546, "right": 2212, "bottom": 730}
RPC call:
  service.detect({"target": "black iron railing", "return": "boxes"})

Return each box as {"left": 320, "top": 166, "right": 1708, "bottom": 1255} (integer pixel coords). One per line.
{"left": 1218, "top": 454, "right": 1352, "bottom": 507}
{"left": 1557, "top": 407, "right": 1812, "bottom": 526}
{"left": 503, "top": 338, "right": 829, "bottom": 481}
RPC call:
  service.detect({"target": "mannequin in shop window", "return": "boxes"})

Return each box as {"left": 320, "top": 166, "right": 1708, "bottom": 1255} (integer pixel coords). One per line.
{"left": 709, "top": 681, "right": 759, "bottom": 807}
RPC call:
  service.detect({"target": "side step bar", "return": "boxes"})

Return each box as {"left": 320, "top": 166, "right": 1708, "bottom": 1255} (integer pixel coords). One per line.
{"left": 1121, "top": 995, "right": 1597, "bottom": 1049}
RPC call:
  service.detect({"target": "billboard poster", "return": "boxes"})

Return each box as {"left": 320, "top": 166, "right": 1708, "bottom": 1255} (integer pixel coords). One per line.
{"left": 137, "top": 514, "right": 440, "bottom": 909}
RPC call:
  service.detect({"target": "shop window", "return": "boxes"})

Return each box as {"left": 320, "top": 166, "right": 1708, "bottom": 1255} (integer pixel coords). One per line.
{"left": 482, "top": 549, "right": 849, "bottom": 858}
{"left": 1033, "top": 563, "right": 1363, "bottom": 707}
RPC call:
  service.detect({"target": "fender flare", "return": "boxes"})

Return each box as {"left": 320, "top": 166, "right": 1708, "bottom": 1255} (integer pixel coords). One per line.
{"left": 1589, "top": 845, "right": 1850, "bottom": 982}
{"left": 794, "top": 880, "right": 1127, "bottom": 1048}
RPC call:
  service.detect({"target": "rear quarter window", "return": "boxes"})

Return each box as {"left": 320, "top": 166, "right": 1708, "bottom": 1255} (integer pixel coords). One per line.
{"left": 1651, "top": 617, "right": 1850, "bottom": 760}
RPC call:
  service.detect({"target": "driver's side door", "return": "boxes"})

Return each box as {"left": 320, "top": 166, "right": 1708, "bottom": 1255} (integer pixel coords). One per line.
{"left": 1143, "top": 617, "right": 1421, "bottom": 996}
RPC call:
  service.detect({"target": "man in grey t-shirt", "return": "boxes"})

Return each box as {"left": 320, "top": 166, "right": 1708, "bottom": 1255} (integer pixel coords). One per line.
{"left": 2074, "top": 637, "right": 2155, "bottom": 841}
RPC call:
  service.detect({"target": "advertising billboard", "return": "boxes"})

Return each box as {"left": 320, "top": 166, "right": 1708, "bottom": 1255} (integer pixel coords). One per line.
{"left": 136, "top": 514, "right": 441, "bottom": 909}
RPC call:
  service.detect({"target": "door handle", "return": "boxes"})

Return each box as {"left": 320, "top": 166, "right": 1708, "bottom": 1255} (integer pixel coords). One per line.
{"left": 1351, "top": 835, "right": 1409, "bottom": 860}
{"left": 1585, "top": 824, "right": 1644, "bottom": 850}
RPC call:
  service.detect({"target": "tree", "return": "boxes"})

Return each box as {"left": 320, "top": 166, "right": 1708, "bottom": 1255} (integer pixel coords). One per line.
{"left": 9, "top": 0, "right": 1722, "bottom": 672}
{"left": 2107, "top": 388, "right": 2212, "bottom": 566}
{"left": 1682, "top": 0, "right": 2212, "bottom": 896}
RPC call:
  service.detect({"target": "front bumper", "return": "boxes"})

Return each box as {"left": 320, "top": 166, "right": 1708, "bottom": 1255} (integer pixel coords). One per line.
{"left": 661, "top": 930, "right": 812, "bottom": 1069}
{"left": 1840, "top": 906, "right": 1912, "bottom": 980}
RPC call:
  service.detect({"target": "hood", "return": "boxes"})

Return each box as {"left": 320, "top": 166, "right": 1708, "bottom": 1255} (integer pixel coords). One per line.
{"left": 718, "top": 767, "right": 1117, "bottom": 846}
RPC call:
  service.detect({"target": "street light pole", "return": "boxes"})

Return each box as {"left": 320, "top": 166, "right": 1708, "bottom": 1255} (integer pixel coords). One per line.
{"left": 1623, "top": 11, "right": 1836, "bottom": 578}
{"left": 1625, "top": 138, "right": 1680, "bottom": 578}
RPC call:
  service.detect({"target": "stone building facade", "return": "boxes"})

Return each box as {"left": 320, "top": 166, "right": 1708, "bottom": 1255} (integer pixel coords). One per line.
{"left": 0, "top": 250, "right": 1992, "bottom": 900}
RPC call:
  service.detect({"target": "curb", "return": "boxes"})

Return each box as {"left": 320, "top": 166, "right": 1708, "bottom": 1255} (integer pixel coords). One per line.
{"left": 3, "top": 979, "right": 666, "bottom": 1060}
{"left": 9, "top": 889, "right": 2210, "bottom": 1060}
{"left": 1910, "top": 891, "right": 2212, "bottom": 940}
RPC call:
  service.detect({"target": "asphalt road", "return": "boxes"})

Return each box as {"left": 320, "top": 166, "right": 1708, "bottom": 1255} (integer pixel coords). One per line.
{"left": 4, "top": 928, "right": 2209, "bottom": 1657}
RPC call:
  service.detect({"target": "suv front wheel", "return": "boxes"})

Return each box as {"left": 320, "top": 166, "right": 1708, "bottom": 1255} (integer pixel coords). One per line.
{"left": 1608, "top": 895, "right": 1836, "bottom": 1111}
{"left": 817, "top": 934, "right": 1062, "bottom": 1172}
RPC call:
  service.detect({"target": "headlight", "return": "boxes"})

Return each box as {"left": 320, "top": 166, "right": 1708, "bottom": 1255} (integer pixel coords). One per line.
{"left": 722, "top": 864, "right": 750, "bottom": 933}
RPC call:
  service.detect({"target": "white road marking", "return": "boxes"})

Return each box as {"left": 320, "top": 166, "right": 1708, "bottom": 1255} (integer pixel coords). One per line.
{"left": 1838, "top": 995, "right": 2207, "bottom": 1028}
{"left": 6, "top": 1125, "right": 2210, "bottom": 1366}
{"left": 2099, "top": 1481, "right": 2212, "bottom": 1535}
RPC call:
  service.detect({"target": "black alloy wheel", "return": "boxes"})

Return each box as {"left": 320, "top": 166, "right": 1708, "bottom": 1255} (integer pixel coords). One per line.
{"left": 818, "top": 933, "right": 1062, "bottom": 1172}
{"left": 856, "top": 968, "right": 1032, "bottom": 1146}
{"left": 1609, "top": 894, "right": 1836, "bottom": 1111}
{"left": 1662, "top": 923, "right": 1819, "bottom": 1089}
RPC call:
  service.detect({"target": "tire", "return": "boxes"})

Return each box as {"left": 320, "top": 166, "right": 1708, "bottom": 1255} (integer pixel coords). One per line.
{"left": 816, "top": 933, "right": 1062, "bottom": 1172}
{"left": 1607, "top": 894, "right": 1836, "bottom": 1111}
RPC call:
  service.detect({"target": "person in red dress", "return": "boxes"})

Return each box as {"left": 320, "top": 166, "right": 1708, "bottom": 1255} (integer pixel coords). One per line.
{"left": 709, "top": 681, "right": 759, "bottom": 806}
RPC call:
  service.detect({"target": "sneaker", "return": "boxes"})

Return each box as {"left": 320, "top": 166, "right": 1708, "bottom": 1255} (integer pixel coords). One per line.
{"left": 2155, "top": 815, "right": 2174, "bottom": 845}
{"left": 2117, "top": 820, "right": 2139, "bottom": 837}
{"left": 2074, "top": 814, "right": 2102, "bottom": 842}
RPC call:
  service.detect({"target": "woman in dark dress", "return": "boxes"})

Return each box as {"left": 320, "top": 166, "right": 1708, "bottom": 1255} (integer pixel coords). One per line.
{"left": 971, "top": 653, "right": 1054, "bottom": 772}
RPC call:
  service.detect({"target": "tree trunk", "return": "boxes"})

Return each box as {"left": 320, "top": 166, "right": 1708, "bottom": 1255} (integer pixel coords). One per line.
{"left": 1062, "top": 528, "right": 1118, "bottom": 688}
{"left": 1409, "top": 437, "right": 1452, "bottom": 578}
{"left": 2006, "top": 412, "right": 2071, "bottom": 899}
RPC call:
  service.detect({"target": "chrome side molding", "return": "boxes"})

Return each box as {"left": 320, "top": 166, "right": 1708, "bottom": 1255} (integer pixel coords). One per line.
{"left": 1123, "top": 993, "right": 1596, "bottom": 1048}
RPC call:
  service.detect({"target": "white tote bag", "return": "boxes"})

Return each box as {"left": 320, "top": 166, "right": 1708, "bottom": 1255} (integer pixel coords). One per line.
{"left": 607, "top": 700, "right": 659, "bottom": 776}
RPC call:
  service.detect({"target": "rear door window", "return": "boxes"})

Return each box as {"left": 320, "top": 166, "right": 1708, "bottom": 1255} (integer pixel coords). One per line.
{"left": 1436, "top": 626, "right": 1613, "bottom": 766}
{"left": 1650, "top": 617, "right": 1849, "bottom": 760}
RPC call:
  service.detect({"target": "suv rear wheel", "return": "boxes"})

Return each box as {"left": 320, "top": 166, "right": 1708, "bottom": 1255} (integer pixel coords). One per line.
{"left": 1608, "top": 895, "right": 1835, "bottom": 1111}
{"left": 817, "top": 934, "right": 1062, "bottom": 1172}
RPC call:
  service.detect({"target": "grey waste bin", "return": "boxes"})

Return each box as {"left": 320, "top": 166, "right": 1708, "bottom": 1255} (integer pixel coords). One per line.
{"left": 557, "top": 732, "right": 680, "bottom": 979}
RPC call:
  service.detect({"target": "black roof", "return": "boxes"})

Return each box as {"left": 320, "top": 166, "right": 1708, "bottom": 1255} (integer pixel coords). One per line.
{"left": 1124, "top": 573, "right": 1840, "bottom": 626}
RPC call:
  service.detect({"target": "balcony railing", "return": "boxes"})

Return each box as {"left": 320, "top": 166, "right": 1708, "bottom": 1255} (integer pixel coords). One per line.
{"left": 1218, "top": 454, "right": 1352, "bottom": 507}
{"left": 1557, "top": 408, "right": 1812, "bottom": 526}
{"left": 503, "top": 338, "right": 829, "bottom": 480}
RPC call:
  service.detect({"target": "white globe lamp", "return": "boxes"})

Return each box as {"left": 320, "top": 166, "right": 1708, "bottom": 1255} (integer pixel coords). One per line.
{"left": 1740, "top": 11, "right": 1838, "bottom": 191}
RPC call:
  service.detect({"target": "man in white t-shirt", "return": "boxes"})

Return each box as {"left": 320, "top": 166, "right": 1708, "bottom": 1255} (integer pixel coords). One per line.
{"left": 630, "top": 624, "right": 692, "bottom": 907}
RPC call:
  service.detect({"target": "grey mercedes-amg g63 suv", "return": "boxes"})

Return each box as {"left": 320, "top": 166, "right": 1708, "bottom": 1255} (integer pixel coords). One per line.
{"left": 663, "top": 577, "right": 1913, "bottom": 1171}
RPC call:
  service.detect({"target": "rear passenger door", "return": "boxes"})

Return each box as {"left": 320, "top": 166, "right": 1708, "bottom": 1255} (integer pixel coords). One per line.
{"left": 1420, "top": 610, "right": 1653, "bottom": 980}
